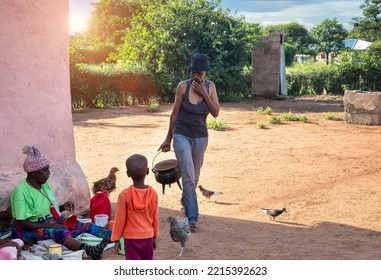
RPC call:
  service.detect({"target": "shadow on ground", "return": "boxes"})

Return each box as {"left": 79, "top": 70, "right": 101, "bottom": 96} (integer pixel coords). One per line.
{"left": 102, "top": 204, "right": 381, "bottom": 260}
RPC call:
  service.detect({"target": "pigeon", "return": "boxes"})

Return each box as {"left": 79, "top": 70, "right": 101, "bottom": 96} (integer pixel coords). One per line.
{"left": 92, "top": 167, "right": 119, "bottom": 193}
{"left": 198, "top": 185, "right": 223, "bottom": 201}
{"left": 261, "top": 207, "right": 287, "bottom": 221}
{"left": 167, "top": 216, "right": 191, "bottom": 257}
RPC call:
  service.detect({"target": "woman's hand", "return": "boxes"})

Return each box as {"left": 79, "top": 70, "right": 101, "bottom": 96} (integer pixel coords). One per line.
{"left": 61, "top": 201, "right": 74, "bottom": 213}
{"left": 191, "top": 75, "right": 207, "bottom": 98}
{"left": 158, "top": 139, "right": 171, "bottom": 152}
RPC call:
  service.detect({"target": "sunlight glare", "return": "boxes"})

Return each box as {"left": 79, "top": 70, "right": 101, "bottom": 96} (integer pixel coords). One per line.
{"left": 69, "top": 12, "right": 89, "bottom": 34}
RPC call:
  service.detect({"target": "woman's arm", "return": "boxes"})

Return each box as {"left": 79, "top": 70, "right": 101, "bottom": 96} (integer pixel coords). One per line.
{"left": 205, "top": 81, "right": 220, "bottom": 118}
{"left": 158, "top": 81, "right": 186, "bottom": 152}
{"left": 16, "top": 219, "right": 67, "bottom": 230}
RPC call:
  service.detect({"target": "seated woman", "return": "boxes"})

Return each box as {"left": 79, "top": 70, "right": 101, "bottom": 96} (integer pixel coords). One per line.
{"left": 11, "top": 145, "right": 111, "bottom": 260}
{"left": 0, "top": 238, "right": 25, "bottom": 260}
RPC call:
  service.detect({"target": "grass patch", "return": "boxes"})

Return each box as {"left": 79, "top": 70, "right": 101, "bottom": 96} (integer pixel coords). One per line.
{"left": 322, "top": 112, "right": 341, "bottom": 121}
{"left": 207, "top": 118, "right": 228, "bottom": 131}
{"left": 268, "top": 116, "right": 284, "bottom": 124}
{"left": 257, "top": 122, "right": 267, "bottom": 129}
{"left": 255, "top": 106, "right": 273, "bottom": 115}
{"left": 281, "top": 112, "right": 308, "bottom": 122}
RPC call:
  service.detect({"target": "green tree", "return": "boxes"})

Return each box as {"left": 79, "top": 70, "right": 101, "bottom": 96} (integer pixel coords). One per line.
{"left": 350, "top": 0, "right": 381, "bottom": 42}
{"left": 368, "top": 40, "right": 381, "bottom": 57}
{"left": 69, "top": 33, "right": 85, "bottom": 70}
{"left": 311, "top": 18, "right": 348, "bottom": 64}
{"left": 283, "top": 43, "right": 297, "bottom": 66}
{"left": 263, "top": 23, "right": 315, "bottom": 55}
{"left": 115, "top": 0, "right": 261, "bottom": 101}
{"left": 87, "top": 0, "right": 139, "bottom": 45}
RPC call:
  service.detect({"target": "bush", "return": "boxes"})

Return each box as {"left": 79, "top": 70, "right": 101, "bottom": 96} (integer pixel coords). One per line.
{"left": 147, "top": 98, "right": 160, "bottom": 112}
{"left": 286, "top": 63, "right": 341, "bottom": 95}
{"left": 70, "top": 64, "right": 161, "bottom": 108}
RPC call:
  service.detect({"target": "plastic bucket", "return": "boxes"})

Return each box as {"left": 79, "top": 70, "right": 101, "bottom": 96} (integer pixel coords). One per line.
{"left": 94, "top": 214, "right": 108, "bottom": 227}
{"left": 48, "top": 243, "right": 63, "bottom": 256}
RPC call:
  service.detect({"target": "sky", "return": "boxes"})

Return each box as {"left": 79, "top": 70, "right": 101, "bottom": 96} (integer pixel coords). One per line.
{"left": 69, "top": 0, "right": 364, "bottom": 34}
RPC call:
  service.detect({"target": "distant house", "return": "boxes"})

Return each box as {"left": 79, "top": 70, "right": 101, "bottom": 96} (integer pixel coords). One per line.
{"left": 295, "top": 39, "right": 372, "bottom": 63}
{"left": 343, "top": 39, "right": 372, "bottom": 51}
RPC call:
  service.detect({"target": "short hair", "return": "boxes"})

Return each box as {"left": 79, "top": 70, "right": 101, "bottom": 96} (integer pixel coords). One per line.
{"left": 126, "top": 154, "right": 148, "bottom": 179}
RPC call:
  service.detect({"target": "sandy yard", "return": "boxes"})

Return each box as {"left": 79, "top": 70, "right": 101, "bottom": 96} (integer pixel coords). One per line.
{"left": 72, "top": 95, "right": 381, "bottom": 260}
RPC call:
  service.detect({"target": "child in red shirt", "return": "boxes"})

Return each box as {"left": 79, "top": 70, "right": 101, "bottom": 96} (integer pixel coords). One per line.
{"left": 111, "top": 154, "right": 159, "bottom": 260}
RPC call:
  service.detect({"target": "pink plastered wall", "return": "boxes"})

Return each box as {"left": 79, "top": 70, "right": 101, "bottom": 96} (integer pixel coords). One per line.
{"left": 0, "top": 0, "right": 90, "bottom": 212}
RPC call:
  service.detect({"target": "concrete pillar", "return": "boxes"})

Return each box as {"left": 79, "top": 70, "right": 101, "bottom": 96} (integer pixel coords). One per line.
{"left": 344, "top": 90, "right": 381, "bottom": 125}
{"left": 252, "top": 30, "right": 287, "bottom": 98}
{"left": 0, "top": 0, "right": 90, "bottom": 212}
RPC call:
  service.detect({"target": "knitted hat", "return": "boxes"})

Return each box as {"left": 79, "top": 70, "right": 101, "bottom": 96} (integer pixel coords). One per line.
{"left": 22, "top": 145, "right": 50, "bottom": 173}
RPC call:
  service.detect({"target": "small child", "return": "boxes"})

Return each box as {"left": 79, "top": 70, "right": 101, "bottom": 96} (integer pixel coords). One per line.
{"left": 111, "top": 154, "right": 159, "bottom": 260}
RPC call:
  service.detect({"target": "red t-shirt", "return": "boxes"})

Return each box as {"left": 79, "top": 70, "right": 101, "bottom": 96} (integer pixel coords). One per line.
{"left": 90, "top": 192, "right": 111, "bottom": 222}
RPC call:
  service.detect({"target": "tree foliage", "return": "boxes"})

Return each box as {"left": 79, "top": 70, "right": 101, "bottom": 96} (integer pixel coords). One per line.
{"left": 310, "top": 18, "right": 348, "bottom": 64}
{"left": 283, "top": 43, "right": 297, "bottom": 66}
{"left": 263, "top": 23, "right": 315, "bottom": 55}
{"left": 87, "top": 0, "right": 140, "bottom": 45}
{"left": 113, "top": 0, "right": 261, "bottom": 101}
{"left": 368, "top": 39, "right": 381, "bottom": 57}
{"left": 71, "top": 0, "right": 379, "bottom": 104}
{"left": 350, "top": 0, "right": 381, "bottom": 42}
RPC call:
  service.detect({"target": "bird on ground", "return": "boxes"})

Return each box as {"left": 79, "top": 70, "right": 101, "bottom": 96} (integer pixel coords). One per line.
{"left": 92, "top": 167, "right": 119, "bottom": 194}
{"left": 167, "top": 216, "right": 191, "bottom": 257}
{"left": 198, "top": 185, "right": 223, "bottom": 201}
{"left": 261, "top": 207, "right": 287, "bottom": 221}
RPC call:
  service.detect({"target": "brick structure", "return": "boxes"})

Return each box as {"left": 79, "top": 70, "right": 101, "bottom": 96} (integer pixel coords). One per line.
{"left": 252, "top": 30, "right": 287, "bottom": 98}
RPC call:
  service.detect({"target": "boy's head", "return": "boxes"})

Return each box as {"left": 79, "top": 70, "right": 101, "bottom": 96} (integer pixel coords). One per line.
{"left": 126, "top": 154, "right": 149, "bottom": 180}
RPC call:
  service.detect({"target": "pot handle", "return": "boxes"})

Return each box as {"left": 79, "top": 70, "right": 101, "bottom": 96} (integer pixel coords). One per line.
{"left": 152, "top": 150, "right": 176, "bottom": 171}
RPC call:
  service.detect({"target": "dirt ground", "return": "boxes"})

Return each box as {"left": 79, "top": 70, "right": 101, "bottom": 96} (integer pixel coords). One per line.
{"left": 73, "top": 95, "right": 381, "bottom": 260}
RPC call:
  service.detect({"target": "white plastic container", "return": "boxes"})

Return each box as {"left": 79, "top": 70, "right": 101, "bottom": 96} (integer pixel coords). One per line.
{"left": 48, "top": 243, "right": 63, "bottom": 256}
{"left": 94, "top": 214, "right": 108, "bottom": 227}
{"left": 78, "top": 218, "right": 92, "bottom": 224}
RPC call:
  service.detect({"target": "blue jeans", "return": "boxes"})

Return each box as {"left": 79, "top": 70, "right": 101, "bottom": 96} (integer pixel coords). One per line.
{"left": 173, "top": 134, "right": 208, "bottom": 225}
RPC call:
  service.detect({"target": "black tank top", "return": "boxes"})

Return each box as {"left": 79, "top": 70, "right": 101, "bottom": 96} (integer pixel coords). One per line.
{"left": 173, "top": 79, "right": 210, "bottom": 138}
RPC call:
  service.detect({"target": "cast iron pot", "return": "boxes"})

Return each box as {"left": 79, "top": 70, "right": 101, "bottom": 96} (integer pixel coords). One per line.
{"left": 152, "top": 152, "right": 182, "bottom": 195}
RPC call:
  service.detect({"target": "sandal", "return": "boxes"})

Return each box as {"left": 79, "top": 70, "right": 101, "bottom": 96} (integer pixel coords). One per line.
{"left": 190, "top": 224, "right": 198, "bottom": 233}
